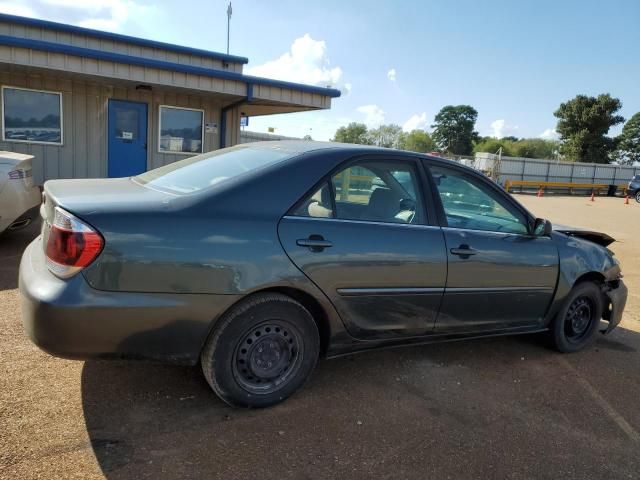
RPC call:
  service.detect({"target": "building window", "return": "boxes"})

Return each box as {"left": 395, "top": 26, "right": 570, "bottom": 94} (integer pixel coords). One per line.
{"left": 158, "top": 105, "right": 204, "bottom": 154}
{"left": 2, "top": 86, "right": 63, "bottom": 145}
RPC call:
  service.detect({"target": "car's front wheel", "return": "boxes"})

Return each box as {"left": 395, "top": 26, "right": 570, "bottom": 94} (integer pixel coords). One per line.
{"left": 635, "top": 191, "right": 640, "bottom": 203}
{"left": 550, "top": 281, "right": 603, "bottom": 353}
{"left": 201, "top": 293, "right": 320, "bottom": 408}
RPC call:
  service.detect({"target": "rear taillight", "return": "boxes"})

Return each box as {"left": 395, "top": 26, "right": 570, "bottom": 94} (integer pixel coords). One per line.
{"left": 8, "top": 168, "right": 31, "bottom": 179}
{"left": 45, "top": 207, "right": 104, "bottom": 278}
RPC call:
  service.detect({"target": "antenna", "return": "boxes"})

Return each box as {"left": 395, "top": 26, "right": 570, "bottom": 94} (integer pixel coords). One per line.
{"left": 226, "top": 2, "right": 232, "bottom": 54}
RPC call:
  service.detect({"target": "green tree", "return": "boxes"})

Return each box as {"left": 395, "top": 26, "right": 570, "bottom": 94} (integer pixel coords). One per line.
{"left": 331, "top": 122, "right": 371, "bottom": 144}
{"left": 615, "top": 112, "right": 640, "bottom": 165}
{"left": 512, "top": 139, "right": 559, "bottom": 159}
{"left": 397, "top": 129, "right": 435, "bottom": 153}
{"left": 554, "top": 94, "right": 624, "bottom": 163}
{"left": 431, "top": 105, "right": 479, "bottom": 155}
{"left": 474, "top": 137, "right": 560, "bottom": 159}
{"left": 473, "top": 138, "right": 515, "bottom": 156}
{"left": 368, "top": 124, "right": 403, "bottom": 148}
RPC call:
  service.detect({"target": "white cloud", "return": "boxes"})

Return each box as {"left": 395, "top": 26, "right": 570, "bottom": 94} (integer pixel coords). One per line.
{"left": 387, "top": 68, "right": 397, "bottom": 82}
{"left": 0, "top": 2, "right": 35, "bottom": 17}
{"left": 490, "top": 119, "right": 519, "bottom": 138}
{"left": 246, "top": 34, "right": 343, "bottom": 87}
{"left": 357, "top": 104, "right": 385, "bottom": 127}
{"left": 343, "top": 83, "right": 352, "bottom": 94}
{"left": 402, "top": 112, "right": 428, "bottom": 132}
{"left": 248, "top": 112, "right": 354, "bottom": 141}
{"left": 0, "top": 0, "right": 154, "bottom": 32}
{"left": 540, "top": 128, "right": 559, "bottom": 140}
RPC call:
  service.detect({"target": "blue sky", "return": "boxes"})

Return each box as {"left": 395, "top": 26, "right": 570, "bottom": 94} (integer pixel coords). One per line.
{"left": 3, "top": 0, "right": 639, "bottom": 140}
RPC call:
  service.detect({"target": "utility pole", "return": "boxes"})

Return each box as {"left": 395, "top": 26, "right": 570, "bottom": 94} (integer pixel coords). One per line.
{"left": 226, "top": 2, "right": 232, "bottom": 54}
{"left": 494, "top": 146, "right": 502, "bottom": 182}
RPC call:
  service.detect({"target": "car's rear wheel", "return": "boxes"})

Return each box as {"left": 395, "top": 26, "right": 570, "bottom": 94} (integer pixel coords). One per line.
{"left": 201, "top": 293, "right": 320, "bottom": 408}
{"left": 550, "top": 282, "right": 603, "bottom": 353}
{"left": 635, "top": 191, "right": 640, "bottom": 203}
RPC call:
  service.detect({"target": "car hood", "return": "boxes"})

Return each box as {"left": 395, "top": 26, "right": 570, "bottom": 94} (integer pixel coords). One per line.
{"left": 553, "top": 224, "right": 615, "bottom": 247}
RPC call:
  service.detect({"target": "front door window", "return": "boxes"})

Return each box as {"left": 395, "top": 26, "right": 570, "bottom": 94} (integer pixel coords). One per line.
{"left": 430, "top": 165, "right": 528, "bottom": 234}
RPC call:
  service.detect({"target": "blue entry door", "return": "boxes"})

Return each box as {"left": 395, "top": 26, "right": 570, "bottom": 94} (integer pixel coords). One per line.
{"left": 108, "top": 100, "right": 148, "bottom": 177}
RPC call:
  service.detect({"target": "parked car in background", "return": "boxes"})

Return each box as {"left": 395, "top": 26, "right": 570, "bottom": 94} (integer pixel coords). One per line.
{"left": 628, "top": 175, "right": 640, "bottom": 203}
{"left": 0, "top": 152, "right": 41, "bottom": 235}
{"left": 20, "top": 142, "right": 627, "bottom": 408}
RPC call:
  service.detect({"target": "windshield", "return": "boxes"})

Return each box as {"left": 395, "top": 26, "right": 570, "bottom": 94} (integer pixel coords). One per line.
{"left": 135, "top": 145, "right": 294, "bottom": 194}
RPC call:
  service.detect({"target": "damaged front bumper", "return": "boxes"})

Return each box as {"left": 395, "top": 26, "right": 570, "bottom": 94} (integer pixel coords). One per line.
{"left": 602, "top": 280, "right": 628, "bottom": 333}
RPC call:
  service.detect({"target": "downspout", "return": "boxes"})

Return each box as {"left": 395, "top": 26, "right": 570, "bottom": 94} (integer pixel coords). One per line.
{"left": 220, "top": 82, "right": 253, "bottom": 148}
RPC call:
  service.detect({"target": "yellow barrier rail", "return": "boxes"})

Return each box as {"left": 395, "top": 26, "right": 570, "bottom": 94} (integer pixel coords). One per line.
{"left": 504, "top": 180, "right": 628, "bottom": 195}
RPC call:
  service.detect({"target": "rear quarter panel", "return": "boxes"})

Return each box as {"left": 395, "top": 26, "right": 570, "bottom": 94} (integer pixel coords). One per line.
{"left": 79, "top": 149, "right": 354, "bottom": 354}
{"left": 82, "top": 149, "right": 347, "bottom": 295}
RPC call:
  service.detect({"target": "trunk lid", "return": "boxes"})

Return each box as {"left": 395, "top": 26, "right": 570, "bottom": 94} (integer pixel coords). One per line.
{"left": 41, "top": 178, "right": 173, "bottom": 221}
{"left": 40, "top": 178, "right": 179, "bottom": 256}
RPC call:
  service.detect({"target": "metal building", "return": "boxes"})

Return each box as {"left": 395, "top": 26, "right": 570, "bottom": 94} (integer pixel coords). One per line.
{"left": 0, "top": 14, "right": 340, "bottom": 184}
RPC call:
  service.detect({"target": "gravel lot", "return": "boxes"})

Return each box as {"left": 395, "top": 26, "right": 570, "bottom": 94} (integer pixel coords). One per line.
{"left": 1, "top": 194, "right": 639, "bottom": 480}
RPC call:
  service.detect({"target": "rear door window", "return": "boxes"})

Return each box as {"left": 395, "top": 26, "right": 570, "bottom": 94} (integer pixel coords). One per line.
{"left": 135, "top": 145, "right": 293, "bottom": 194}
{"left": 293, "top": 159, "right": 424, "bottom": 224}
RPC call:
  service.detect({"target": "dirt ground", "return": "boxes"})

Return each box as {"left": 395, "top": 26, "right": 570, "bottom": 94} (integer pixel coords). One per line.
{"left": 1, "top": 194, "right": 639, "bottom": 480}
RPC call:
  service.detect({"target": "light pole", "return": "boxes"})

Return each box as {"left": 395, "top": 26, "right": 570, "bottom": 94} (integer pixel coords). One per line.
{"left": 226, "top": 2, "right": 232, "bottom": 54}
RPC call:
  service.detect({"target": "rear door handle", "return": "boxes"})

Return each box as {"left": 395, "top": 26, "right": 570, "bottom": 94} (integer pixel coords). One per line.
{"left": 297, "top": 235, "right": 332, "bottom": 252}
{"left": 450, "top": 245, "right": 477, "bottom": 257}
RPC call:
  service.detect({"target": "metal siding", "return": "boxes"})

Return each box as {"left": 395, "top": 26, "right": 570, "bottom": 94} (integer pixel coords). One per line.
{"left": 498, "top": 158, "right": 523, "bottom": 176}
{"left": 477, "top": 153, "right": 638, "bottom": 188}
{"left": 223, "top": 106, "right": 241, "bottom": 148}
{"left": 0, "top": 40, "right": 337, "bottom": 103}
{"left": 14, "top": 45, "right": 29, "bottom": 63}
{"left": 69, "top": 30, "right": 85, "bottom": 47}
{"left": 59, "top": 91, "right": 74, "bottom": 178}
{"left": 250, "top": 84, "right": 330, "bottom": 109}
{"left": 0, "top": 20, "right": 245, "bottom": 71}
{"left": 72, "top": 84, "right": 88, "bottom": 178}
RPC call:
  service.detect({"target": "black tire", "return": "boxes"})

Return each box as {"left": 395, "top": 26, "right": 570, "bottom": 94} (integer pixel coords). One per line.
{"left": 550, "top": 282, "right": 603, "bottom": 353}
{"left": 201, "top": 293, "right": 320, "bottom": 408}
{"left": 635, "top": 191, "right": 640, "bottom": 203}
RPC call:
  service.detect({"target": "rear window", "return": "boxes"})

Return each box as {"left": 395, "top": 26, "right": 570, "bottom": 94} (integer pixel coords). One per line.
{"left": 134, "top": 145, "right": 294, "bottom": 194}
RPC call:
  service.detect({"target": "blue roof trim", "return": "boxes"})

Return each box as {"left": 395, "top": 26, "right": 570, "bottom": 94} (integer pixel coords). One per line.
{"left": 0, "top": 35, "right": 342, "bottom": 99}
{"left": 0, "top": 13, "right": 249, "bottom": 65}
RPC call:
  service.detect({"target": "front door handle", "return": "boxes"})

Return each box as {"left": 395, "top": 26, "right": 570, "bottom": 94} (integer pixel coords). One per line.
{"left": 297, "top": 235, "right": 332, "bottom": 252}
{"left": 450, "top": 244, "right": 477, "bottom": 258}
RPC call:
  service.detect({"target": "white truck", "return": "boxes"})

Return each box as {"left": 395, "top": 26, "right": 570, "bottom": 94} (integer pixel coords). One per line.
{"left": 0, "top": 152, "right": 41, "bottom": 235}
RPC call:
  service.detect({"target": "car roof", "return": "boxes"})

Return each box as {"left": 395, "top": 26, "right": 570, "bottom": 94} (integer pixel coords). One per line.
{"left": 246, "top": 140, "right": 392, "bottom": 154}
{"left": 246, "top": 140, "right": 457, "bottom": 164}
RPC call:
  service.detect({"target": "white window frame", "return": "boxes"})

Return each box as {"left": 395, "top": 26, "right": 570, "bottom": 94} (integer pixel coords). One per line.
{"left": 158, "top": 105, "right": 204, "bottom": 155}
{"left": 1, "top": 85, "right": 64, "bottom": 146}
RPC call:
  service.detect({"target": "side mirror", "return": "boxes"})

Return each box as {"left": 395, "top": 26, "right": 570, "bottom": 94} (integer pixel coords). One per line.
{"left": 399, "top": 198, "right": 416, "bottom": 211}
{"left": 533, "top": 218, "right": 553, "bottom": 236}
{"left": 433, "top": 174, "right": 445, "bottom": 186}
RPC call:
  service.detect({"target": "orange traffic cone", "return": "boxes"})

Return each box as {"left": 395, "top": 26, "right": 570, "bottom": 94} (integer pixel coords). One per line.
{"left": 537, "top": 188, "right": 543, "bottom": 198}
{"left": 590, "top": 192, "right": 595, "bottom": 202}
{"left": 625, "top": 195, "right": 630, "bottom": 205}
